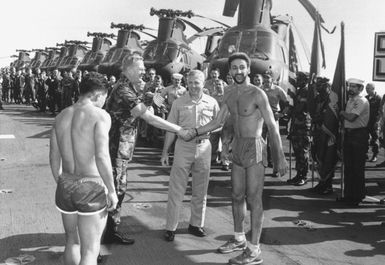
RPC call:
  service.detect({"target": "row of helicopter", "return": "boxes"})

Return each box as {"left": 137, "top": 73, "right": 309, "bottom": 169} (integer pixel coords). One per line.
{"left": 9, "top": 0, "right": 329, "bottom": 88}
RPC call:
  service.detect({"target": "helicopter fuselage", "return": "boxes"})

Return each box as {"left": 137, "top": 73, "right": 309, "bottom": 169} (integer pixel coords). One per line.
{"left": 209, "top": 25, "right": 292, "bottom": 91}
{"left": 144, "top": 39, "right": 204, "bottom": 85}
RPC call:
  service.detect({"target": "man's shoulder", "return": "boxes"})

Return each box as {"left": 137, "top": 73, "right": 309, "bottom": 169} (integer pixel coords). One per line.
{"left": 202, "top": 93, "right": 218, "bottom": 105}
{"left": 173, "top": 93, "right": 189, "bottom": 104}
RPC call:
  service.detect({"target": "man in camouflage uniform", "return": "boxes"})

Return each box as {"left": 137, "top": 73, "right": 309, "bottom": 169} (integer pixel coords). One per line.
{"left": 287, "top": 72, "right": 311, "bottom": 186}
{"left": 311, "top": 77, "right": 337, "bottom": 195}
{"left": 103, "top": 52, "right": 189, "bottom": 245}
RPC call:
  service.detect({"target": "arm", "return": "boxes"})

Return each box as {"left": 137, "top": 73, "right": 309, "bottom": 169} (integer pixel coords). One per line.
{"left": 278, "top": 86, "right": 290, "bottom": 116}
{"left": 160, "top": 132, "right": 177, "bottom": 166}
{"left": 94, "top": 113, "right": 115, "bottom": 193}
{"left": 132, "top": 102, "right": 182, "bottom": 133}
{"left": 196, "top": 103, "right": 230, "bottom": 135}
{"left": 340, "top": 111, "right": 359, "bottom": 122}
{"left": 340, "top": 98, "right": 366, "bottom": 122}
{"left": 94, "top": 112, "right": 118, "bottom": 210}
{"left": 257, "top": 91, "right": 288, "bottom": 176}
{"left": 49, "top": 125, "right": 62, "bottom": 183}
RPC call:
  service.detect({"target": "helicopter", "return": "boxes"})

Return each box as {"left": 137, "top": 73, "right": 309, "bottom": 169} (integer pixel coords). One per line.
{"left": 40, "top": 47, "right": 60, "bottom": 72}
{"left": 98, "top": 23, "right": 153, "bottom": 78}
{"left": 11, "top": 49, "right": 31, "bottom": 70}
{"left": 29, "top": 49, "right": 48, "bottom": 72}
{"left": 78, "top": 32, "right": 115, "bottom": 73}
{"left": 143, "top": 8, "right": 209, "bottom": 85}
{"left": 45, "top": 44, "right": 69, "bottom": 72}
{"left": 208, "top": 0, "right": 330, "bottom": 90}
{"left": 57, "top": 40, "right": 89, "bottom": 72}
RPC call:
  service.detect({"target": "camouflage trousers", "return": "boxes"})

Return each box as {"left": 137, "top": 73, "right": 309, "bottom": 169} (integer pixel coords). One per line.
{"left": 291, "top": 135, "right": 310, "bottom": 176}
{"left": 109, "top": 123, "right": 137, "bottom": 227}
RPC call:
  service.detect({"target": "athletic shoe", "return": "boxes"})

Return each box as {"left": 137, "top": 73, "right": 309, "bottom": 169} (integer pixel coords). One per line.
{"left": 217, "top": 237, "right": 247, "bottom": 254}
{"left": 228, "top": 247, "right": 263, "bottom": 265}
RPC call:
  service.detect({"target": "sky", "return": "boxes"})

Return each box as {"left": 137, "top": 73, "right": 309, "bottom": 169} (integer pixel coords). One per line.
{"left": 1, "top": 0, "right": 385, "bottom": 95}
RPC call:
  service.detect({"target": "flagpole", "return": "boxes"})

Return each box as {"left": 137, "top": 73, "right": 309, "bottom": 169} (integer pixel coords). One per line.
{"left": 338, "top": 22, "right": 346, "bottom": 201}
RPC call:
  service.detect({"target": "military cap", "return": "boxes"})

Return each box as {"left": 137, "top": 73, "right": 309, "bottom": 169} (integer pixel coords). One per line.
{"left": 172, "top": 73, "right": 183, "bottom": 80}
{"left": 347, "top": 78, "right": 364, "bottom": 86}
{"left": 262, "top": 70, "right": 273, "bottom": 78}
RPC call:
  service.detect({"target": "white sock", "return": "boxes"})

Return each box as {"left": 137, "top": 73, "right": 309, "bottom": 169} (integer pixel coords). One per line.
{"left": 247, "top": 242, "right": 260, "bottom": 253}
{"left": 234, "top": 232, "right": 246, "bottom": 242}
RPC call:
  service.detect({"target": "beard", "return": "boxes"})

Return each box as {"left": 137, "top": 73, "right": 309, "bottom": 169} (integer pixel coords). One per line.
{"left": 347, "top": 90, "right": 356, "bottom": 96}
{"left": 233, "top": 73, "right": 247, "bottom": 84}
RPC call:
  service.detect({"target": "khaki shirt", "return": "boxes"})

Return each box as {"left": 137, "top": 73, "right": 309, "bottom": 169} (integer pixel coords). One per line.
{"left": 167, "top": 93, "right": 220, "bottom": 135}
{"left": 344, "top": 94, "right": 369, "bottom": 129}
{"left": 160, "top": 85, "right": 187, "bottom": 107}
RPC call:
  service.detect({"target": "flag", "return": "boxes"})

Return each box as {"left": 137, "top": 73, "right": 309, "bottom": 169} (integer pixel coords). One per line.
{"left": 153, "top": 92, "right": 165, "bottom": 107}
{"left": 308, "top": 11, "right": 326, "bottom": 117}
{"left": 288, "top": 26, "right": 299, "bottom": 87}
{"left": 314, "top": 22, "right": 346, "bottom": 183}
{"left": 322, "top": 22, "right": 346, "bottom": 144}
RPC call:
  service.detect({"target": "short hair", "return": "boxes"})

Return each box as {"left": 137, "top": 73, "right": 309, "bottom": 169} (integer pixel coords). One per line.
{"left": 366, "top": 82, "right": 375, "bottom": 89}
{"left": 79, "top": 72, "right": 108, "bottom": 96}
{"left": 122, "top": 51, "right": 143, "bottom": 69}
{"left": 187, "top": 69, "right": 205, "bottom": 82}
{"left": 228, "top": 52, "right": 251, "bottom": 68}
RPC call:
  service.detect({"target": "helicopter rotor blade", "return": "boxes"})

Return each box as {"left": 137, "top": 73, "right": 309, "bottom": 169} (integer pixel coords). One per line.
{"left": 194, "top": 14, "right": 231, "bottom": 28}
{"left": 187, "top": 27, "right": 225, "bottom": 43}
{"left": 139, "top": 30, "right": 157, "bottom": 39}
{"left": 290, "top": 21, "right": 310, "bottom": 64}
{"left": 297, "top": 0, "right": 324, "bottom": 23}
{"left": 223, "top": 0, "right": 239, "bottom": 17}
{"left": 177, "top": 18, "right": 203, "bottom": 33}
{"left": 142, "top": 26, "right": 157, "bottom": 31}
{"left": 297, "top": 0, "right": 336, "bottom": 34}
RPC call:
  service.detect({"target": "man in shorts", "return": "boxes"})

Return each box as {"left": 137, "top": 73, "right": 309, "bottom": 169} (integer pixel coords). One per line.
{"left": 192, "top": 53, "right": 288, "bottom": 265}
{"left": 49, "top": 72, "right": 118, "bottom": 265}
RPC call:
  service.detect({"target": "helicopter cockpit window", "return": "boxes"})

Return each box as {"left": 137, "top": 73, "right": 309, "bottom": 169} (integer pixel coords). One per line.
{"left": 162, "top": 43, "right": 179, "bottom": 63}
{"left": 112, "top": 50, "right": 123, "bottom": 63}
{"left": 239, "top": 30, "right": 257, "bottom": 55}
{"left": 143, "top": 42, "right": 159, "bottom": 60}
{"left": 218, "top": 31, "right": 241, "bottom": 57}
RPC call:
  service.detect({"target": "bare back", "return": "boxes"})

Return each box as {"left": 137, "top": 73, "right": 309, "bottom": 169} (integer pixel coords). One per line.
{"left": 224, "top": 84, "right": 265, "bottom": 138}
{"left": 54, "top": 102, "right": 110, "bottom": 176}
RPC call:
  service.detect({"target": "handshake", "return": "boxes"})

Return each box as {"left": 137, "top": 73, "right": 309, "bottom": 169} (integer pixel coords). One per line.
{"left": 177, "top": 128, "right": 199, "bottom": 141}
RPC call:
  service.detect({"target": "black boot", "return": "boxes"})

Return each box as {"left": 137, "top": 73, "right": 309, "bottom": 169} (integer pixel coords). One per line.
{"left": 287, "top": 173, "right": 302, "bottom": 184}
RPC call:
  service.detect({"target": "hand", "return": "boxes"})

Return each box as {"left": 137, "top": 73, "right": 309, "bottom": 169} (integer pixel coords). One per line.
{"left": 287, "top": 89, "right": 295, "bottom": 98}
{"left": 274, "top": 158, "right": 289, "bottom": 177}
{"left": 107, "top": 191, "right": 118, "bottom": 212}
{"left": 161, "top": 152, "right": 169, "bottom": 166}
{"left": 177, "top": 128, "right": 196, "bottom": 141}
{"left": 275, "top": 112, "right": 284, "bottom": 119}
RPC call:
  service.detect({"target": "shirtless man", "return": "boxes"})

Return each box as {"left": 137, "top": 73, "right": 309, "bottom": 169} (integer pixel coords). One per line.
{"left": 50, "top": 72, "right": 118, "bottom": 265}
{"left": 192, "top": 53, "right": 288, "bottom": 265}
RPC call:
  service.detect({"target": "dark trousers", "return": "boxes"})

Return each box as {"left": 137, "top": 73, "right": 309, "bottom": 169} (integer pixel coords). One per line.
{"left": 343, "top": 128, "right": 369, "bottom": 201}
{"left": 367, "top": 122, "right": 379, "bottom": 156}
{"left": 48, "top": 91, "right": 61, "bottom": 112}
{"left": 291, "top": 135, "right": 310, "bottom": 177}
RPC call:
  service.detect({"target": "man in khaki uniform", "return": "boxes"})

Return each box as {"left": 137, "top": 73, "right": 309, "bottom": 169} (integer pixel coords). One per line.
{"left": 161, "top": 70, "right": 220, "bottom": 242}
